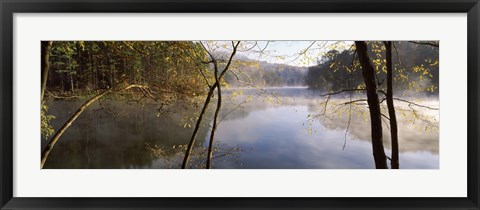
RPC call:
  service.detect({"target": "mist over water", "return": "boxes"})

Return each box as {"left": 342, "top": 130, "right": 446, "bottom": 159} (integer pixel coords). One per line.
{"left": 43, "top": 87, "right": 439, "bottom": 169}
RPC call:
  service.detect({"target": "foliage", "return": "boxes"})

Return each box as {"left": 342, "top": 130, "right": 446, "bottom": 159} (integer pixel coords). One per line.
{"left": 304, "top": 41, "right": 439, "bottom": 96}
{"left": 41, "top": 104, "right": 55, "bottom": 140}
{"left": 46, "top": 41, "right": 211, "bottom": 97}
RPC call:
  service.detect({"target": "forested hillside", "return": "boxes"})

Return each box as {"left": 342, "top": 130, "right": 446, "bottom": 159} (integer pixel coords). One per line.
{"left": 44, "top": 41, "right": 307, "bottom": 99}
{"left": 223, "top": 59, "right": 307, "bottom": 87}
{"left": 44, "top": 41, "right": 211, "bottom": 97}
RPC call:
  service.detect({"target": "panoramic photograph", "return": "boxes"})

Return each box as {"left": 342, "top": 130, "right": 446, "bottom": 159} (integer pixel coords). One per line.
{"left": 40, "top": 41, "right": 439, "bottom": 169}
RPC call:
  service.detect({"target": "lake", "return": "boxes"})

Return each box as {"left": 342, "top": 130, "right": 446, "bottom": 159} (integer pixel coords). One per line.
{"left": 42, "top": 87, "right": 439, "bottom": 169}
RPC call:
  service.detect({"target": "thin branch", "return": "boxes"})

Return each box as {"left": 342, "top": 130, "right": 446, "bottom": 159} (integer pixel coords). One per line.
{"left": 288, "top": 41, "right": 316, "bottom": 64}
{"left": 379, "top": 97, "right": 387, "bottom": 104}
{"left": 258, "top": 41, "right": 270, "bottom": 54}
{"left": 182, "top": 47, "right": 211, "bottom": 88}
{"left": 393, "top": 98, "right": 439, "bottom": 110}
{"left": 217, "top": 101, "right": 248, "bottom": 126}
{"left": 381, "top": 114, "right": 391, "bottom": 131}
{"left": 212, "top": 147, "right": 242, "bottom": 159}
{"left": 240, "top": 41, "right": 258, "bottom": 52}
{"left": 322, "top": 95, "right": 331, "bottom": 115}
{"left": 219, "top": 41, "right": 241, "bottom": 78}
{"left": 45, "top": 90, "right": 81, "bottom": 100}
{"left": 122, "top": 41, "right": 150, "bottom": 56}
{"left": 381, "top": 113, "right": 390, "bottom": 120}
{"left": 392, "top": 42, "right": 402, "bottom": 65}
{"left": 97, "top": 99, "right": 117, "bottom": 116}
{"left": 341, "top": 99, "right": 368, "bottom": 105}
{"left": 350, "top": 48, "right": 357, "bottom": 67}
{"left": 378, "top": 89, "right": 387, "bottom": 97}
{"left": 200, "top": 42, "right": 216, "bottom": 62}
{"left": 229, "top": 69, "right": 242, "bottom": 82}
{"left": 202, "top": 60, "right": 215, "bottom": 64}
{"left": 343, "top": 86, "right": 352, "bottom": 151}
{"left": 320, "top": 88, "right": 366, "bottom": 97}
{"left": 409, "top": 41, "right": 439, "bottom": 48}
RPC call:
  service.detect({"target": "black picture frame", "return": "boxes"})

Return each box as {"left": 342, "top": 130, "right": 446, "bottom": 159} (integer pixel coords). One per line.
{"left": 1, "top": 0, "right": 479, "bottom": 209}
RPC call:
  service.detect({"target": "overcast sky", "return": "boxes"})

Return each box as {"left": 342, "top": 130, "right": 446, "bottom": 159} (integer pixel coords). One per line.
{"left": 201, "top": 41, "right": 353, "bottom": 67}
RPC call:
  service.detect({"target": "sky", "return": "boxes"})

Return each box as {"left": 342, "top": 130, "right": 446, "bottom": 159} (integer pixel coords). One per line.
{"left": 202, "top": 41, "right": 354, "bottom": 67}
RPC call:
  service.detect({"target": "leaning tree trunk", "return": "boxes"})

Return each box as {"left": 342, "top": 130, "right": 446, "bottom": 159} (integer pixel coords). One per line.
{"left": 41, "top": 41, "right": 53, "bottom": 101}
{"left": 355, "top": 41, "right": 388, "bottom": 169}
{"left": 181, "top": 84, "right": 217, "bottom": 169}
{"left": 384, "top": 41, "right": 399, "bottom": 169}
{"left": 182, "top": 41, "right": 240, "bottom": 169}
{"left": 206, "top": 61, "right": 222, "bottom": 169}
{"left": 41, "top": 83, "right": 149, "bottom": 168}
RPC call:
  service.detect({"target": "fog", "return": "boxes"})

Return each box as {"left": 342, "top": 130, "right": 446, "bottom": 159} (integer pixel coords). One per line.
{"left": 43, "top": 87, "right": 438, "bottom": 169}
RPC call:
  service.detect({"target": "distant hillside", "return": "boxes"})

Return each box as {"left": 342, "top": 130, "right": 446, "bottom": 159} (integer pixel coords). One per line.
{"left": 223, "top": 58, "right": 308, "bottom": 87}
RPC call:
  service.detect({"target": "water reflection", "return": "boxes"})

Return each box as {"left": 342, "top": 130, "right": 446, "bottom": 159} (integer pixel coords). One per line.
{"left": 43, "top": 87, "right": 439, "bottom": 169}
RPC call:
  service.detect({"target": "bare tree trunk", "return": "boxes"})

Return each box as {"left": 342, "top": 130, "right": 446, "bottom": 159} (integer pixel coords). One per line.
{"left": 70, "top": 73, "right": 75, "bottom": 94}
{"left": 182, "top": 41, "right": 240, "bottom": 169}
{"left": 41, "top": 41, "right": 53, "bottom": 101}
{"left": 206, "top": 61, "right": 222, "bottom": 169}
{"left": 41, "top": 83, "right": 148, "bottom": 168}
{"left": 384, "top": 41, "right": 399, "bottom": 169}
{"left": 355, "top": 41, "right": 388, "bottom": 169}
{"left": 181, "top": 85, "right": 216, "bottom": 169}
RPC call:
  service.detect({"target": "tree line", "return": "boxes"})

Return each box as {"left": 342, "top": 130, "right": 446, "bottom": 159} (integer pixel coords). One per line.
{"left": 223, "top": 59, "right": 307, "bottom": 87}
{"left": 43, "top": 41, "right": 212, "bottom": 97}
{"left": 317, "top": 41, "right": 439, "bottom": 169}
{"left": 41, "top": 41, "right": 214, "bottom": 168}
{"left": 305, "top": 41, "right": 439, "bottom": 96}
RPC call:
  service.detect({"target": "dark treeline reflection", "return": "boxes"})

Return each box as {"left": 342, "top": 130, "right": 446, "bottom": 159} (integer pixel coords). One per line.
{"left": 43, "top": 87, "right": 438, "bottom": 169}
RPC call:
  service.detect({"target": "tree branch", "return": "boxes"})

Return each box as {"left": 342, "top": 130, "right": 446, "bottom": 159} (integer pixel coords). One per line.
{"left": 45, "top": 90, "right": 81, "bottom": 100}
{"left": 393, "top": 97, "right": 439, "bottom": 110}
{"left": 409, "top": 41, "right": 439, "bottom": 48}
{"left": 182, "top": 47, "right": 212, "bottom": 88}
{"left": 182, "top": 41, "right": 241, "bottom": 169}
{"left": 320, "top": 88, "right": 366, "bottom": 97}
{"left": 341, "top": 99, "right": 367, "bottom": 105}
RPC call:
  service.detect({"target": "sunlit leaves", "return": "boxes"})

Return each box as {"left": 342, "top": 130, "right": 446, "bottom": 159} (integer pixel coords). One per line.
{"left": 41, "top": 104, "right": 55, "bottom": 140}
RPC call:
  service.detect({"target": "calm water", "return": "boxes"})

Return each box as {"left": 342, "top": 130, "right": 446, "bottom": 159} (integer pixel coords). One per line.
{"left": 42, "top": 87, "right": 439, "bottom": 169}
